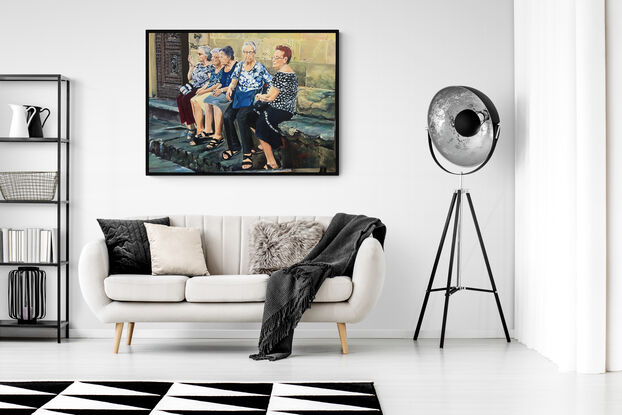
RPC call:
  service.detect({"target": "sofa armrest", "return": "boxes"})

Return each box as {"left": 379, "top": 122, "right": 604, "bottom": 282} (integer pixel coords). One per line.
{"left": 346, "top": 236, "right": 386, "bottom": 323}
{"left": 78, "top": 239, "right": 112, "bottom": 320}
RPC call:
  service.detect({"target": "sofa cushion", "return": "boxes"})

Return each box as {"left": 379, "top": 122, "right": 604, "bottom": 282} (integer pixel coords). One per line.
{"left": 248, "top": 221, "right": 324, "bottom": 274}
{"left": 315, "top": 276, "right": 353, "bottom": 302}
{"left": 104, "top": 274, "right": 188, "bottom": 302}
{"left": 144, "top": 223, "right": 209, "bottom": 276}
{"left": 185, "top": 275, "right": 353, "bottom": 303}
{"left": 185, "top": 275, "right": 269, "bottom": 302}
{"left": 97, "top": 217, "right": 170, "bottom": 275}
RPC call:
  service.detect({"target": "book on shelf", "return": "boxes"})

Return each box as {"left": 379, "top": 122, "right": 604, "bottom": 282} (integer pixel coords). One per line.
{"left": 0, "top": 227, "right": 58, "bottom": 263}
{"left": 0, "top": 228, "right": 5, "bottom": 262}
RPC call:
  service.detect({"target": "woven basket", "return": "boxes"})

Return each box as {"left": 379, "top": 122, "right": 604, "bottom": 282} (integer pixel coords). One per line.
{"left": 0, "top": 172, "right": 59, "bottom": 201}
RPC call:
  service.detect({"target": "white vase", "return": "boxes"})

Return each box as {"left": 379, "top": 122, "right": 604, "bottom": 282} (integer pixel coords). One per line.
{"left": 8, "top": 104, "right": 36, "bottom": 138}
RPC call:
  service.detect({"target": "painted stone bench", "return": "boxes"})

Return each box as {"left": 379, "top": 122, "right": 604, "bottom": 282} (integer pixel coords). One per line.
{"left": 147, "top": 87, "right": 336, "bottom": 172}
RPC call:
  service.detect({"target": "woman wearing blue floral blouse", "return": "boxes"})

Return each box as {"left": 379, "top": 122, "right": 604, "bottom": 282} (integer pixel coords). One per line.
{"left": 201, "top": 46, "right": 238, "bottom": 150}
{"left": 222, "top": 41, "right": 272, "bottom": 169}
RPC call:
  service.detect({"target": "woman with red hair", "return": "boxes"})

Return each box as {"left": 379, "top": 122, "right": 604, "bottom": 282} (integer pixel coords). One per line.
{"left": 252, "top": 45, "right": 298, "bottom": 170}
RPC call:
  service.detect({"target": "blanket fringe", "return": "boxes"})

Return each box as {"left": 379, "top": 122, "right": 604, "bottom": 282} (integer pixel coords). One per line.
{"left": 257, "top": 263, "right": 332, "bottom": 355}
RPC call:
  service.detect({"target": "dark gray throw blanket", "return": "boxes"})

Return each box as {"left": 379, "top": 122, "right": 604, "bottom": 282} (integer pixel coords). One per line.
{"left": 250, "top": 213, "right": 386, "bottom": 361}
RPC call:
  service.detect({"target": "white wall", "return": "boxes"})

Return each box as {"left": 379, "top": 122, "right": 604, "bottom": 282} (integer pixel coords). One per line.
{"left": 0, "top": 0, "right": 515, "bottom": 339}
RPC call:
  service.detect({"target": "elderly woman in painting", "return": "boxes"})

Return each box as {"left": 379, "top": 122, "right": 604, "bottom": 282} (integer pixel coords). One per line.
{"left": 221, "top": 41, "right": 272, "bottom": 169}
{"left": 199, "top": 46, "right": 238, "bottom": 150}
{"left": 249, "top": 45, "right": 298, "bottom": 170}
{"left": 188, "top": 47, "right": 223, "bottom": 145}
{"left": 175, "top": 45, "right": 213, "bottom": 140}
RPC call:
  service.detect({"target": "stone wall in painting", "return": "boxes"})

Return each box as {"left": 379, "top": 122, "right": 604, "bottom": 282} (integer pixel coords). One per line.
{"left": 189, "top": 32, "right": 336, "bottom": 120}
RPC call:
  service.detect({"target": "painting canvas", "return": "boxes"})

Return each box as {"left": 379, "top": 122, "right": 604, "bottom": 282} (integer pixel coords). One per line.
{"left": 146, "top": 30, "right": 338, "bottom": 175}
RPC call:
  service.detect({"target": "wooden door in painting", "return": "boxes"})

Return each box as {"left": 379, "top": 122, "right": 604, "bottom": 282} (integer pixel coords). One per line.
{"left": 155, "top": 32, "right": 189, "bottom": 99}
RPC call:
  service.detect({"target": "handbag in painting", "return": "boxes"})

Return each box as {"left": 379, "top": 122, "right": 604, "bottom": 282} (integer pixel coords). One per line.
{"left": 179, "top": 83, "right": 194, "bottom": 95}
{"left": 252, "top": 98, "right": 269, "bottom": 114}
{"left": 252, "top": 81, "right": 272, "bottom": 113}
{"left": 233, "top": 88, "right": 259, "bottom": 109}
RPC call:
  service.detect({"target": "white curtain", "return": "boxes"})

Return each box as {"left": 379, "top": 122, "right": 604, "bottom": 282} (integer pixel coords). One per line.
{"left": 606, "top": 0, "right": 622, "bottom": 372}
{"left": 514, "top": 0, "right": 610, "bottom": 373}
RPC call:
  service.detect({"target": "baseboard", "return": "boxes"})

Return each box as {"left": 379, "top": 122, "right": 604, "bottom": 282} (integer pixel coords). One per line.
{"left": 68, "top": 328, "right": 514, "bottom": 339}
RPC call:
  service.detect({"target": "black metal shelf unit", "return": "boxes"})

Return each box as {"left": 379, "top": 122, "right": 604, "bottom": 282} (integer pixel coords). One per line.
{"left": 0, "top": 74, "right": 70, "bottom": 343}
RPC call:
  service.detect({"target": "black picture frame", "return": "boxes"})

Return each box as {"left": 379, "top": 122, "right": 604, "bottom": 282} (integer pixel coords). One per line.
{"left": 146, "top": 30, "right": 339, "bottom": 176}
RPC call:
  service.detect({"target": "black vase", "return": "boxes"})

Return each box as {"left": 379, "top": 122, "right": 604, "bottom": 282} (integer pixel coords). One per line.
{"left": 24, "top": 106, "right": 51, "bottom": 138}
{"left": 8, "top": 267, "right": 46, "bottom": 324}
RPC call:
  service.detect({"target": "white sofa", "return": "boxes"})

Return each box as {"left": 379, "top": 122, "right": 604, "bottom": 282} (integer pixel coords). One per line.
{"left": 79, "top": 215, "right": 386, "bottom": 354}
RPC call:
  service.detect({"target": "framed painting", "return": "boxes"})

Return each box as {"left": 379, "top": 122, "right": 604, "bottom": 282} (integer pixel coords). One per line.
{"left": 146, "top": 30, "right": 338, "bottom": 175}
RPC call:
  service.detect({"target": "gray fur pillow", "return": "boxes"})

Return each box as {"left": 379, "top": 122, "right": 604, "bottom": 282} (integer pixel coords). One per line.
{"left": 249, "top": 221, "right": 324, "bottom": 274}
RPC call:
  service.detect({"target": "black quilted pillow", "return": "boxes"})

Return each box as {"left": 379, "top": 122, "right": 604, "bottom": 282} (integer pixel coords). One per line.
{"left": 97, "top": 217, "right": 170, "bottom": 274}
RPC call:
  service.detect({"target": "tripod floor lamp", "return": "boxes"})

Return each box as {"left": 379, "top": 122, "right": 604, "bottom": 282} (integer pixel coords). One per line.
{"left": 413, "top": 86, "right": 511, "bottom": 348}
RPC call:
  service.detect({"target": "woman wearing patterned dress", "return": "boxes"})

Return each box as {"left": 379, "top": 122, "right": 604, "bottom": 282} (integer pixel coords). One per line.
{"left": 175, "top": 46, "right": 212, "bottom": 140}
{"left": 189, "top": 47, "right": 223, "bottom": 143}
{"left": 222, "top": 41, "right": 272, "bottom": 169}
{"left": 252, "top": 45, "right": 298, "bottom": 170}
{"left": 201, "top": 46, "right": 238, "bottom": 150}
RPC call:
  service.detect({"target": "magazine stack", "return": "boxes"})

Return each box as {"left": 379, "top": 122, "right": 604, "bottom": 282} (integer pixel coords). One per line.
{"left": 0, "top": 228, "right": 58, "bottom": 263}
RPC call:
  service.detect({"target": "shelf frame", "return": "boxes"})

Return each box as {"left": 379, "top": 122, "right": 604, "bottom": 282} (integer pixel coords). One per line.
{"left": 0, "top": 137, "right": 69, "bottom": 143}
{"left": 0, "top": 200, "right": 68, "bottom": 204}
{"left": 0, "top": 320, "right": 69, "bottom": 329}
{"left": 0, "top": 74, "right": 69, "bottom": 82}
{"left": 0, "top": 74, "right": 70, "bottom": 343}
{"left": 0, "top": 262, "right": 68, "bottom": 267}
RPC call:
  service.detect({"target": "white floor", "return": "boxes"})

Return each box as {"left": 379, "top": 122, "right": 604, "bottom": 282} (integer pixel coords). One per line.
{"left": 1, "top": 337, "right": 621, "bottom": 414}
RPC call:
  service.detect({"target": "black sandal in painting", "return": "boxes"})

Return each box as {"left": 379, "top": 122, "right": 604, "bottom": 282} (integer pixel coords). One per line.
{"left": 195, "top": 131, "right": 213, "bottom": 139}
{"left": 205, "top": 138, "right": 223, "bottom": 150}
{"left": 263, "top": 162, "right": 279, "bottom": 170}
{"left": 221, "top": 149, "right": 240, "bottom": 160}
{"left": 242, "top": 153, "right": 253, "bottom": 170}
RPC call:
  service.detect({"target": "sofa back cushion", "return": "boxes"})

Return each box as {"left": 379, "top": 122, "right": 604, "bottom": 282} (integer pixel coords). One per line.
{"left": 134, "top": 216, "right": 333, "bottom": 275}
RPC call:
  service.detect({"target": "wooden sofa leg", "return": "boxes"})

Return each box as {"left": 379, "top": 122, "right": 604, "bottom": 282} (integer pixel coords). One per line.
{"left": 113, "top": 322, "right": 124, "bottom": 354}
{"left": 127, "top": 322, "right": 135, "bottom": 345}
{"left": 337, "top": 322, "right": 348, "bottom": 354}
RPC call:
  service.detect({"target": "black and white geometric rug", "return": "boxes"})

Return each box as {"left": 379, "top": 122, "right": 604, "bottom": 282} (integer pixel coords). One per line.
{"left": 0, "top": 381, "right": 383, "bottom": 414}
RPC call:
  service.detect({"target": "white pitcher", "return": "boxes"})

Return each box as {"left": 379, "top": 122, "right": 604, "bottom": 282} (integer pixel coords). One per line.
{"left": 9, "top": 104, "right": 37, "bottom": 138}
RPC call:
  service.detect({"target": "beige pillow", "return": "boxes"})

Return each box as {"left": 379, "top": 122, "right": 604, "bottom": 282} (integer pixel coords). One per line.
{"left": 144, "top": 223, "right": 209, "bottom": 276}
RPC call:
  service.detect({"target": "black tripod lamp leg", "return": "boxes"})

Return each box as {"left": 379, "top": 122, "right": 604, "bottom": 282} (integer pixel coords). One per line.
{"left": 414, "top": 191, "right": 458, "bottom": 340}
{"left": 465, "top": 192, "right": 511, "bottom": 343}
{"left": 440, "top": 191, "right": 462, "bottom": 348}
{"left": 492, "top": 292, "right": 510, "bottom": 342}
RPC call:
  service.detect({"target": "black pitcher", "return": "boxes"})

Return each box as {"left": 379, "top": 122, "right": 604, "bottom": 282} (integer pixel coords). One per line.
{"left": 24, "top": 105, "right": 50, "bottom": 138}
